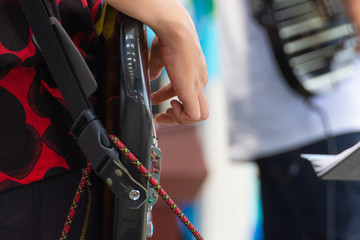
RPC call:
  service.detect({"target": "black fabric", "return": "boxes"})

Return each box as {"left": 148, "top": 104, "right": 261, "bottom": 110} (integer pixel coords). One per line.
{"left": 0, "top": 0, "right": 102, "bottom": 192}
{"left": 18, "top": 0, "right": 91, "bottom": 119}
{"left": 256, "top": 132, "right": 360, "bottom": 240}
{"left": 0, "top": 169, "right": 103, "bottom": 240}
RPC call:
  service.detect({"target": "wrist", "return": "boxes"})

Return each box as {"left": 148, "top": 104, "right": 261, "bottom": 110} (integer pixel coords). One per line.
{"left": 148, "top": 3, "right": 195, "bottom": 42}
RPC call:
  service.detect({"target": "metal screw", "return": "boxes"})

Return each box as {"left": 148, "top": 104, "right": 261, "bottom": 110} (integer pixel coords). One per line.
{"left": 129, "top": 190, "right": 141, "bottom": 201}
{"left": 106, "top": 178, "right": 113, "bottom": 186}
{"left": 152, "top": 193, "right": 158, "bottom": 201}
{"left": 115, "top": 169, "right": 123, "bottom": 177}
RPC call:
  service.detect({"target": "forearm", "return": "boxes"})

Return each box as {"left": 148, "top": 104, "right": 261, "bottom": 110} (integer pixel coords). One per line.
{"left": 103, "top": 0, "right": 195, "bottom": 40}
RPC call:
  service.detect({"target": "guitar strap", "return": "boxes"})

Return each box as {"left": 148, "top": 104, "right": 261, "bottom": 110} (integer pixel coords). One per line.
{"left": 18, "top": 0, "right": 148, "bottom": 209}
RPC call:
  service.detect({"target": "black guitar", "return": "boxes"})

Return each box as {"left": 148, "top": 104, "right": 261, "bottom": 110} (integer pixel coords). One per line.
{"left": 251, "top": 0, "right": 358, "bottom": 97}
{"left": 98, "top": 6, "right": 160, "bottom": 240}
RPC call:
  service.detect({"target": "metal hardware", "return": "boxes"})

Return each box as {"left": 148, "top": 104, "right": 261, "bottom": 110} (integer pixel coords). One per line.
{"left": 115, "top": 169, "right": 123, "bottom": 177}
{"left": 129, "top": 190, "right": 141, "bottom": 201}
{"left": 146, "top": 221, "right": 154, "bottom": 238}
{"left": 148, "top": 146, "right": 162, "bottom": 209}
{"left": 107, "top": 178, "right": 113, "bottom": 186}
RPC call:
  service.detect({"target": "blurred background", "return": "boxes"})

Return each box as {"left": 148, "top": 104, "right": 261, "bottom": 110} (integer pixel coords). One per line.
{"left": 149, "top": 0, "right": 261, "bottom": 239}
{"left": 147, "top": 0, "right": 360, "bottom": 239}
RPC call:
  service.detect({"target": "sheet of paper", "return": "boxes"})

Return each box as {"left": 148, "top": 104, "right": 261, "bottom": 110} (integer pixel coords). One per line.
{"left": 301, "top": 141, "right": 360, "bottom": 176}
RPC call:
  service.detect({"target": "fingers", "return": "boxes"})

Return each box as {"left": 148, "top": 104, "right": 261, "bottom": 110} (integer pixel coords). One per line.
{"left": 154, "top": 91, "right": 209, "bottom": 125}
{"left": 198, "top": 91, "right": 209, "bottom": 120}
{"left": 174, "top": 91, "right": 209, "bottom": 124}
{"left": 149, "top": 36, "right": 164, "bottom": 80}
{"left": 154, "top": 113, "right": 176, "bottom": 124}
{"left": 147, "top": 19, "right": 209, "bottom": 125}
{"left": 150, "top": 83, "right": 176, "bottom": 105}
{"left": 151, "top": 64, "right": 209, "bottom": 125}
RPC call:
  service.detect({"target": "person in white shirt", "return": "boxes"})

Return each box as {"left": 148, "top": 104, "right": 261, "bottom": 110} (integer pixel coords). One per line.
{"left": 217, "top": 0, "right": 360, "bottom": 239}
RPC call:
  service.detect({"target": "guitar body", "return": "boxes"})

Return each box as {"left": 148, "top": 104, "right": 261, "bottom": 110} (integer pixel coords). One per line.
{"left": 99, "top": 8, "right": 155, "bottom": 240}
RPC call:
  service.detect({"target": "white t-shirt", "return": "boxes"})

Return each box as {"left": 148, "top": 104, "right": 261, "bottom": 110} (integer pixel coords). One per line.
{"left": 217, "top": 0, "right": 360, "bottom": 161}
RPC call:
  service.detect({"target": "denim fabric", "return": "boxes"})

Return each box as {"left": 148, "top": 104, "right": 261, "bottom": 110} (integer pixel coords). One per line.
{"left": 256, "top": 132, "right": 360, "bottom": 240}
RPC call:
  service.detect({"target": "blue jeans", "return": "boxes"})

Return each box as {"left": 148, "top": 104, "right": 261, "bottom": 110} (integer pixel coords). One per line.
{"left": 256, "top": 132, "right": 360, "bottom": 240}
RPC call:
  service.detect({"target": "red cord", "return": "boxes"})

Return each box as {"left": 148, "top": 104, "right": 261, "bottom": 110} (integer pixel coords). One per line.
{"left": 59, "top": 163, "right": 93, "bottom": 240}
{"left": 110, "top": 135, "right": 204, "bottom": 240}
{"left": 60, "top": 135, "right": 204, "bottom": 240}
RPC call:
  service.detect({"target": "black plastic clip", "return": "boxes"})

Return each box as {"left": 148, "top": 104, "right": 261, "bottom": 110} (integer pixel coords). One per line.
{"left": 71, "top": 109, "right": 148, "bottom": 209}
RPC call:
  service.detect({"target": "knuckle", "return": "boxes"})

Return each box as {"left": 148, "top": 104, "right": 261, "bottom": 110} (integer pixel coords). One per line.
{"left": 203, "top": 72, "right": 208, "bottom": 85}
{"left": 201, "top": 64, "right": 208, "bottom": 85}
{"left": 202, "top": 111, "right": 209, "bottom": 120}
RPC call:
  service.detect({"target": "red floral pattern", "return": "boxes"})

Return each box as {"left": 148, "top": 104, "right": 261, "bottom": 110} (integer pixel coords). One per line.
{"left": 0, "top": 0, "right": 102, "bottom": 192}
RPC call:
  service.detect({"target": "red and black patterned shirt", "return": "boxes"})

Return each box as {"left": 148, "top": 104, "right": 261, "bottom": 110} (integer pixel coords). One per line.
{"left": 0, "top": 0, "right": 102, "bottom": 192}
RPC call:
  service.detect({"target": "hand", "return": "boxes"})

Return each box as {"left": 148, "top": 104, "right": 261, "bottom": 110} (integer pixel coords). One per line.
{"left": 104, "top": 0, "right": 209, "bottom": 124}
{"left": 148, "top": 19, "right": 209, "bottom": 125}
